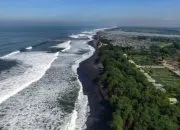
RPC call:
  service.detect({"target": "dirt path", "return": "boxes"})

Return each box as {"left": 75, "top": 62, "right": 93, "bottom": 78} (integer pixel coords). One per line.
{"left": 128, "top": 59, "right": 166, "bottom": 92}
{"left": 163, "top": 61, "right": 180, "bottom": 76}
{"left": 139, "top": 65, "right": 165, "bottom": 69}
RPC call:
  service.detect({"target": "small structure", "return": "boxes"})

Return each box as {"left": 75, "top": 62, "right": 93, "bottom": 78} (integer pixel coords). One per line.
{"left": 129, "top": 60, "right": 135, "bottom": 64}
{"left": 123, "top": 53, "right": 127, "bottom": 58}
{"left": 169, "top": 98, "right": 178, "bottom": 105}
{"left": 97, "top": 63, "right": 104, "bottom": 74}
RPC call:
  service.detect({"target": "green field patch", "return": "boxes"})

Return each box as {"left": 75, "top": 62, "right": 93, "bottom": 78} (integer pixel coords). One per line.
{"left": 147, "top": 68, "right": 180, "bottom": 98}
{"left": 130, "top": 54, "right": 160, "bottom": 65}
{"left": 158, "top": 42, "right": 173, "bottom": 48}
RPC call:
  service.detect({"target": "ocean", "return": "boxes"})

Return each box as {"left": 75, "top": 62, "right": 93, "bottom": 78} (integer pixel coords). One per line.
{"left": 0, "top": 25, "right": 101, "bottom": 130}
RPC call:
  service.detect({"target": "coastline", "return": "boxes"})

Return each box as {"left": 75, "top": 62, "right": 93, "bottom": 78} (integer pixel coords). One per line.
{"left": 77, "top": 39, "right": 111, "bottom": 130}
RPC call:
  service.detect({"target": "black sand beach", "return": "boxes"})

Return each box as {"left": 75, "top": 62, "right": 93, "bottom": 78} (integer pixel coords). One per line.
{"left": 78, "top": 40, "right": 111, "bottom": 130}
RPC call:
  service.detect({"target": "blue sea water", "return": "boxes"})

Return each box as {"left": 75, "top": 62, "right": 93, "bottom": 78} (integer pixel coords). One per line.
{"left": 0, "top": 25, "right": 94, "bottom": 56}
{"left": 0, "top": 24, "right": 100, "bottom": 130}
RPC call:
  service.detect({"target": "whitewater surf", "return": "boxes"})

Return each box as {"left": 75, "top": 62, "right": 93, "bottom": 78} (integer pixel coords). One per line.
{"left": 0, "top": 28, "right": 105, "bottom": 130}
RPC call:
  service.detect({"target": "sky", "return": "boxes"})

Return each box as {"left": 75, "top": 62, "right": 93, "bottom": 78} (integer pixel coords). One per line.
{"left": 0, "top": 0, "right": 180, "bottom": 27}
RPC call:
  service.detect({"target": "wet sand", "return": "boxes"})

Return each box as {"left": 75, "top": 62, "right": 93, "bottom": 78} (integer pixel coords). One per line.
{"left": 77, "top": 40, "right": 111, "bottom": 130}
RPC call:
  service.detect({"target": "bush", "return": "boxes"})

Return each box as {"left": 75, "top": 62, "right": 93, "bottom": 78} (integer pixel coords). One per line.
{"left": 99, "top": 45, "right": 180, "bottom": 130}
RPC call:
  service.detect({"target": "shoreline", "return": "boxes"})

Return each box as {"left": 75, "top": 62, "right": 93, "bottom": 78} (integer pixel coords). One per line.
{"left": 77, "top": 39, "right": 111, "bottom": 130}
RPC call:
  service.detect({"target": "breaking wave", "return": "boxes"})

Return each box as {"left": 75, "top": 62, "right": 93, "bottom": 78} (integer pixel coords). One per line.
{"left": 52, "top": 40, "right": 71, "bottom": 52}
{"left": 0, "top": 51, "right": 59, "bottom": 104}
{"left": 0, "top": 27, "right": 108, "bottom": 130}
{"left": 1, "top": 50, "right": 20, "bottom": 58}
{"left": 26, "top": 46, "right": 33, "bottom": 50}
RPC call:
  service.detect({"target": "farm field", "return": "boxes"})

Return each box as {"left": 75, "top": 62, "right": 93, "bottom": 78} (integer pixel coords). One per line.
{"left": 146, "top": 68, "right": 180, "bottom": 98}
{"left": 130, "top": 54, "right": 160, "bottom": 65}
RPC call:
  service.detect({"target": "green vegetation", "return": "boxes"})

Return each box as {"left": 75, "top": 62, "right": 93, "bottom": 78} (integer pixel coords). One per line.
{"left": 119, "top": 27, "right": 180, "bottom": 35}
{"left": 98, "top": 36, "right": 112, "bottom": 44}
{"left": 150, "top": 44, "right": 177, "bottom": 57}
{"left": 130, "top": 54, "right": 160, "bottom": 65}
{"left": 124, "top": 41, "right": 180, "bottom": 66}
{"left": 174, "top": 42, "right": 180, "bottom": 49}
{"left": 99, "top": 45, "right": 180, "bottom": 130}
{"left": 145, "top": 68, "right": 180, "bottom": 99}
{"left": 122, "top": 48, "right": 161, "bottom": 65}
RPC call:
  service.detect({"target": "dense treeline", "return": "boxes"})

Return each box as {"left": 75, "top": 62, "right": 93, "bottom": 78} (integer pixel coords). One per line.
{"left": 99, "top": 45, "right": 180, "bottom": 130}
{"left": 150, "top": 37, "right": 180, "bottom": 43}
{"left": 98, "top": 37, "right": 112, "bottom": 45}
{"left": 125, "top": 42, "right": 179, "bottom": 62}
{"left": 150, "top": 44, "right": 177, "bottom": 58}
{"left": 131, "top": 35, "right": 180, "bottom": 49}
{"left": 119, "top": 27, "right": 180, "bottom": 35}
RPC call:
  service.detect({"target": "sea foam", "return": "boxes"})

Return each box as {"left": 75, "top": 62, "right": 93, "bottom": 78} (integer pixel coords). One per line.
{"left": 52, "top": 40, "right": 71, "bottom": 52}
{"left": 0, "top": 27, "right": 108, "bottom": 130}
{"left": 0, "top": 51, "right": 59, "bottom": 104}
{"left": 1, "top": 50, "right": 20, "bottom": 58}
{"left": 63, "top": 32, "right": 96, "bottom": 130}
{"left": 26, "top": 46, "right": 33, "bottom": 50}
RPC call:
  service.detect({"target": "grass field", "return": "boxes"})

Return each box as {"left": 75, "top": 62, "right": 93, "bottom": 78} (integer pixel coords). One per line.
{"left": 147, "top": 68, "right": 180, "bottom": 98}
{"left": 130, "top": 54, "right": 160, "bottom": 65}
